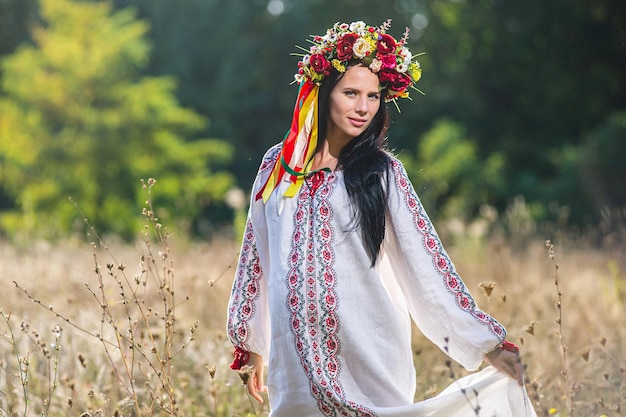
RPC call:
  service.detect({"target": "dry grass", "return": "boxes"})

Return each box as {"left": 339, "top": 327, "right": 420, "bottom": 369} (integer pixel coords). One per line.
{"left": 0, "top": 214, "right": 624, "bottom": 416}
{"left": 0, "top": 235, "right": 254, "bottom": 417}
{"left": 438, "top": 235, "right": 625, "bottom": 417}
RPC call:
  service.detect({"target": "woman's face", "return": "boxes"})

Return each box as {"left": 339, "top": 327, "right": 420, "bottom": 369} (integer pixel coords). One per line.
{"left": 326, "top": 65, "right": 381, "bottom": 146}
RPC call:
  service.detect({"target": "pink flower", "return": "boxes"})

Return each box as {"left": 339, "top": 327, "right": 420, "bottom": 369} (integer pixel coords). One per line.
{"left": 309, "top": 53, "right": 331, "bottom": 75}
{"left": 368, "top": 58, "right": 382, "bottom": 73}
{"left": 380, "top": 53, "right": 397, "bottom": 70}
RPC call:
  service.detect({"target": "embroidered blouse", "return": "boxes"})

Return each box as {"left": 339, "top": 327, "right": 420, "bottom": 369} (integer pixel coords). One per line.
{"left": 227, "top": 144, "right": 536, "bottom": 417}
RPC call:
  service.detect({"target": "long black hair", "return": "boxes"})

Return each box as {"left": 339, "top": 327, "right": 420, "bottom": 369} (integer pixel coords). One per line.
{"left": 317, "top": 64, "right": 391, "bottom": 267}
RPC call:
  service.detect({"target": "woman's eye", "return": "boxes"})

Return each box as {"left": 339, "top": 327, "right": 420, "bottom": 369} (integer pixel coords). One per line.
{"left": 345, "top": 91, "right": 356, "bottom": 96}
{"left": 369, "top": 94, "right": 380, "bottom": 100}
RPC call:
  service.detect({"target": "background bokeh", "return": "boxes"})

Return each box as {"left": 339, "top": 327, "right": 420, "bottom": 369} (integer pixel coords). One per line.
{"left": 0, "top": 2, "right": 625, "bottom": 416}
{"left": 0, "top": 0, "right": 624, "bottom": 240}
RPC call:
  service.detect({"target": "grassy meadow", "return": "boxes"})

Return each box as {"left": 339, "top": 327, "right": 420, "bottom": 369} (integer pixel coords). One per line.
{"left": 0, "top": 212, "right": 624, "bottom": 416}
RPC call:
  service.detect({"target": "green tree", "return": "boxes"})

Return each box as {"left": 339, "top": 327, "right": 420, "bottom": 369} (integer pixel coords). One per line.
{"left": 77, "top": 0, "right": 625, "bottom": 227}
{"left": 413, "top": 0, "right": 626, "bottom": 223}
{"left": 402, "top": 119, "right": 504, "bottom": 220}
{"left": 0, "top": 0, "right": 38, "bottom": 57}
{"left": 578, "top": 111, "right": 626, "bottom": 213}
{"left": 0, "top": 0, "right": 233, "bottom": 239}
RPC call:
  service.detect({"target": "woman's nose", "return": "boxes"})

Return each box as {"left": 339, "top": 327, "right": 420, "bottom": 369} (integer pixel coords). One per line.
{"left": 355, "top": 97, "right": 367, "bottom": 113}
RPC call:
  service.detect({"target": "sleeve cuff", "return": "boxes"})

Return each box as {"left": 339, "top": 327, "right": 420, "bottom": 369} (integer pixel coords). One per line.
{"left": 229, "top": 346, "right": 250, "bottom": 370}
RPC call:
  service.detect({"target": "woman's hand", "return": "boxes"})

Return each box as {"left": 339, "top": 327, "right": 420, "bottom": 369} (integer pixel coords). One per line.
{"left": 484, "top": 345, "right": 525, "bottom": 386}
{"left": 243, "top": 352, "right": 267, "bottom": 403}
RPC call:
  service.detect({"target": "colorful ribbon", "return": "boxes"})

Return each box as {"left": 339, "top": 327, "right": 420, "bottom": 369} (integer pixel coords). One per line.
{"left": 256, "top": 80, "right": 320, "bottom": 202}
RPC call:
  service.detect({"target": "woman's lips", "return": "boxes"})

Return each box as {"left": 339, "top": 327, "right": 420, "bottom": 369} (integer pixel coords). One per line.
{"left": 349, "top": 118, "right": 367, "bottom": 127}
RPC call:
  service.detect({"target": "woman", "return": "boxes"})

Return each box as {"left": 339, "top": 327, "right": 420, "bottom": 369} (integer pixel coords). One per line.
{"left": 227, "top": 20, "right": 537, "bottom": 416}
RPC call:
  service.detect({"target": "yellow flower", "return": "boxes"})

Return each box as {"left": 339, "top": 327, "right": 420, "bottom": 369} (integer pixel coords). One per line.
{"left": 548, "top": 409, "right": 557, "bottom": 415}
{"left": 409, "top": 63, "right": 422, "bottom": 82}
{"left": 360, "top": 33, "right": 376, "bottom": 50}
{"left": 332, "top": 59, "right": 346, "bottom": 73}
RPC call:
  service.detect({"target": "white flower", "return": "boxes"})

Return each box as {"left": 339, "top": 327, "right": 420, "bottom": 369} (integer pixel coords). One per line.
{"left": 349, "top": 21, "right": 367, "bottom": 34}
{"left": 352, "top": 38, "right": 371, "bottom": 58}
{"left": 51, "top": 325, "right": 63, "bottom": 339}
{"left": 323, "top": 29, "right": 337, "bottom": 43}
{"left": 396, "top": 63, "right": 408, "bottom": 73}
{"left": 302, "top": 54, "right": 310, "bottom": 65}
{"left": 400, "top": 47, "right": 412, "bottom": 64}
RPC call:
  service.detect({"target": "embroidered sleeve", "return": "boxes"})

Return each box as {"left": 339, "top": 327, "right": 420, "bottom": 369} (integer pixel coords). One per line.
{"left": 226, "top": 145, "right": 281, "bottom": 363}
{"left": 226, "top": 216, "right": 268, "bottom": 360}
{"left": 382, "top": 158, "right": 506, "bottom": 370}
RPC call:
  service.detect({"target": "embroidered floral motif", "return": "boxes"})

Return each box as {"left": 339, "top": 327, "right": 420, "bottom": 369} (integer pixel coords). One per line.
{"left": 390, "top": 159, "right": 506, "bottom": 339}
{"left": 259, "top": 143, "right": 283, "bottom": 174}
{"left": 227, "top": 218, "right": 263, "bottom": 350}
{"left": 286, "top": 172, "right": 376, "bottom": 417}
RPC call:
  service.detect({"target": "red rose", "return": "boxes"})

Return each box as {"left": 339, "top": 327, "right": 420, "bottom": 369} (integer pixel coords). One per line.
{"left": 377, "top": 33, "right": 396, "bottom": 54}
{"left": 336, "top": 33, "right": 358, "bottom": 61}
{"left": 380, "top": 53, "right": 397, "bottom": 69}
{"left": 378, "top": 69, "right": 412, "bottom": 93}
{"left": 309, "top": 53, "right": 331, "bottom": 75}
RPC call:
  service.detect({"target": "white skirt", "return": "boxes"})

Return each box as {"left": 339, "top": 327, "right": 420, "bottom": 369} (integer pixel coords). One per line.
{"left": 372, "top": 367, "right": 537, "bottom": 417}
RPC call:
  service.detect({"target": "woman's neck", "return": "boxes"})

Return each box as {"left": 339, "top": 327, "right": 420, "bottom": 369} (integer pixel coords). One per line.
{"left": 311, "top": 139, "right": 344, "bottom": 171}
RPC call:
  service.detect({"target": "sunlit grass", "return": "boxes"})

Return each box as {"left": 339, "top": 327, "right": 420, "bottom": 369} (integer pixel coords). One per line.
{"left": 0, "top": 194, "right": 624, "bottom": 416}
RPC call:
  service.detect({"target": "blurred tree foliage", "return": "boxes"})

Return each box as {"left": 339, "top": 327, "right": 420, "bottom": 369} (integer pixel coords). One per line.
{"left": 402, "top": 119, "right": 505, "bottom": 220}
{"left": 106, "top": 0, "right": 624, "bottom": 226}
{"left": 0, "top": 0, "right": 233, "bottom": 239}
{"left": 0, "top": 0, "right": 624, "bottom": 238}
{"left": 417, "top": 0, "right": 626, "bottom": 224}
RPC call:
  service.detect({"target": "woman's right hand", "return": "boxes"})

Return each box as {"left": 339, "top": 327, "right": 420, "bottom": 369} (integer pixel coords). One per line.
{"left": 244, "top": 352, "right": 267, "bottom": 403}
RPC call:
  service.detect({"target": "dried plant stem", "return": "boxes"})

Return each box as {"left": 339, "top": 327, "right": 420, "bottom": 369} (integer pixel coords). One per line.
{"left": 0, "top": 311, "right": 63, "bottom": 417}
{"left": 11, "top": 281, "right": 114, "bottom": 347}
{"left": 246, "top": 393, "right": 259, "bottom": 417}
{"left": 9, "top": 180, "right": 201, "bottom": 416}
{"left": 545, "top": 240, "right": 574, "bottom": 416}
{"left": 0, "top": 310, "right": 28, "bottom": 417}
{"left": 443, "top": 337, "right": 481, "bottom": 416}
{"left": 84, "top": 253, "right": 143, "bottom": 416}
{"left": 43, "top": 331, "right": 62, "bottom": 416}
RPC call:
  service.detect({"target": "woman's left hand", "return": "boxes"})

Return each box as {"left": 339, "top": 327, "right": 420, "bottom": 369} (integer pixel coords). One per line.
{"left": 484, "top": 345, "right": 525, "bottom": 386}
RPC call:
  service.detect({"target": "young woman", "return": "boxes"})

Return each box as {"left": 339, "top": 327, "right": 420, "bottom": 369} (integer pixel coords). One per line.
{"left": 227, "top": 20, "right": 537, "bottom": 417}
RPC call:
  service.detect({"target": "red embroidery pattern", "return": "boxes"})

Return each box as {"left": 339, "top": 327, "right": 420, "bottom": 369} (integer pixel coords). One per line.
{"left": 227, "top": 217, "right": 263, "bottom": 351}
{"left": 286, "top": 172, "right": 376, "bottom": 417}
{"left": 390, "top": 159, "right": 506, "bottom": 339}
{"left": 227, "top": 145, "right": 281, "bottom": 354}
{"left": 260, "top": 143, "right": 282, "bottom": 173}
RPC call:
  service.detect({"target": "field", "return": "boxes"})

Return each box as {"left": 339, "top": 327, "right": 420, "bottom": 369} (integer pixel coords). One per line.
{"left": 0, "top": 217, "right": 624, "bottom": 417}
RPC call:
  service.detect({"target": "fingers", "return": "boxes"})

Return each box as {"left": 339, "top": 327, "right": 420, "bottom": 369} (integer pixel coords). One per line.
{"left": 247, "top": 378, "right": 264, "bottom": 403}
{"left": 247, "top": 365, "right": 267, "bottom": 403}
{"left": 484, "top": 348, "right": 525, "bottom": 386}
{"left": 502, "top": 350, "right": 525, "bottom": 386}
{"left": 240, "top": 352, "right": 266, "bottom": 403}
{"left": 513, "top": 357, "right": 525, "bottom": 386}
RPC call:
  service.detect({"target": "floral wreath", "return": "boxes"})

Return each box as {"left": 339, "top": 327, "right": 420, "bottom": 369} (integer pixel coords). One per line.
{"left": 256, "top": 20, "right": 423, "bottom": 203}
{"left": 294, "top": 20, "right": 423, "bottom": 102}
